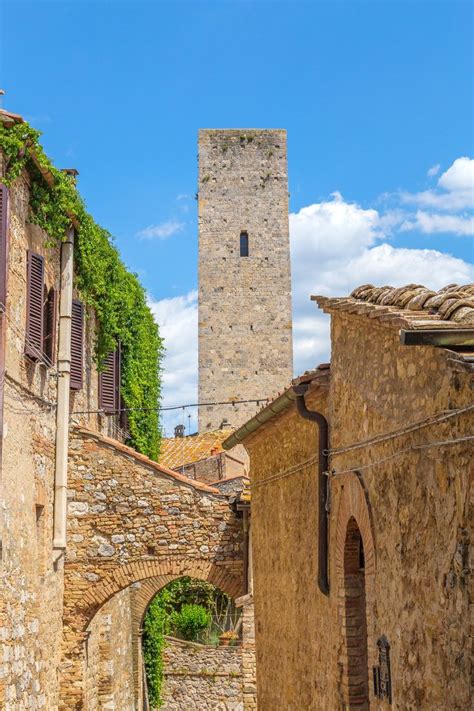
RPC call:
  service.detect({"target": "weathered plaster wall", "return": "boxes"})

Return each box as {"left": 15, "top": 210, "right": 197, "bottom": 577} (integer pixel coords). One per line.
{"left": 198, "top": 129, "right": 293, "bottom": 432}
{"left": 245, "top": 314, "right": 472, "bottom": 710}
{"left": 161, "top": 636, "right": 243, "bottom": 711}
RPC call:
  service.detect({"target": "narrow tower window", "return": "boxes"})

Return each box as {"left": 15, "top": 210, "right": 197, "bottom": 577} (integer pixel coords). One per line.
{"left": 240, "top": 231, "right": 249, "bottom": 257}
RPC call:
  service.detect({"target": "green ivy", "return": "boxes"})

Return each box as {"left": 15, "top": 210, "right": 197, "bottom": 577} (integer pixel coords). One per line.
{"left": 143, "top": 597, "right": 168, "bottom": 708}
{"left": 0, "top": 120, "right": 163, "bottom": 459}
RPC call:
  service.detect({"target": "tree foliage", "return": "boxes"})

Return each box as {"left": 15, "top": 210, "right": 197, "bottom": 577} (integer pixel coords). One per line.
{"left": 0, "top": 120, "right": 163, "bottom": 459}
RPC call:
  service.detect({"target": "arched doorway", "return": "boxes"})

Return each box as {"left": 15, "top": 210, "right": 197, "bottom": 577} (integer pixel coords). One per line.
{"left": 343, "top": 516, "right": 369, "bottom": 709}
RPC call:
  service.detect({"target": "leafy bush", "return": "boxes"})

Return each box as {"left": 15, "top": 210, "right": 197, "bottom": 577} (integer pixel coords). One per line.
{"left": 171, "top": 604, "right": 211, "bottom": 642}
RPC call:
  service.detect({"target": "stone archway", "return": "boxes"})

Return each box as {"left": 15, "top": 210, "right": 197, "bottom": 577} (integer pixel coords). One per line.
{"left": 60, "top": 428, "right": 245, "bottom": 709}
{"left": 335, "top": 473, "right": 376, "bottom": 709}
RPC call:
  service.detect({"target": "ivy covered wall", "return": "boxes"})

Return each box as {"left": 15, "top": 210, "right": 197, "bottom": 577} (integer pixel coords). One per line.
{"left": 0, "top": 119, "right": 163, "bottom": 459}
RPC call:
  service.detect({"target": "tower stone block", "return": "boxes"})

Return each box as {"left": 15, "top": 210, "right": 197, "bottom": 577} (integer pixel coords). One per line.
{"left": 198, "top": 129, "right": 293, "bottom": 432}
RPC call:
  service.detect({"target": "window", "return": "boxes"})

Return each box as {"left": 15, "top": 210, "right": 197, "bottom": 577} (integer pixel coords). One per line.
{"left": 0, "top": 185, "right": 8, "bottom": 308}
{"left": 240, "top": 231, "right": 249, "bottom": 257}
{"left": 99, "top": 346, "right": 121, "bottom": 413}
{"left": 25, "top": 251, "right": 45, "bottom": 361}
{"left": 70, "top": 299, "right": 84, "bottom": 390}
{"left": 43, "top": 287, "right": 57, "bottom": 365}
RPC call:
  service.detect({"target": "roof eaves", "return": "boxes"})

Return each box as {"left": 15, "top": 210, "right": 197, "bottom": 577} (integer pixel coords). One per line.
{"left": 222, "top": 365, "right": 330, "bottom": 450}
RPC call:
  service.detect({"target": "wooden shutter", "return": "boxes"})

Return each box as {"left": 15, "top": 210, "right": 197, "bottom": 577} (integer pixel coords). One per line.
{"left": 99, "top": 346, "right": 120, "bottom": 412}
{"left": 25, "top": 251, "right": 45, "bottom": 360}
{"left": 43, "top": 287, "right": 57, "bottom": 366}
{"left": 0, "top": 184, "right": 8, "bottom": 308}
{"left": 70, "top": 299, "right": 84, "bottom": 389}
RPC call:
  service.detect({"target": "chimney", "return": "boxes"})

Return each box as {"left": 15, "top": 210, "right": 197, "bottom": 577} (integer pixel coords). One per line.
{"left": 174, "top": 424, "right": 185, "bottom": 438}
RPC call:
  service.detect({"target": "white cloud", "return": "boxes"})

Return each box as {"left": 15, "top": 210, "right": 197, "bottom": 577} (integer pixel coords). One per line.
{"left": 148, "top": 291, "right": 198, "bottom": 436}
{"left": 401, "top": 210, "right": 474, "bottom": 236}
{"left": 137, "top": 219, "right": 185, "bottom": 240}
{"left": 427, "top": 163, "right": 440, "bottom": 178}
{"left": 290, "top": 193, "right": 474, "bottom": 374}
{"left": 401, "top": 156, "right": 474, "bottom": 211}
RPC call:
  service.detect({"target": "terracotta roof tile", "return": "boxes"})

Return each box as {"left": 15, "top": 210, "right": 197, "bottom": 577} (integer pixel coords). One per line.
{"left": 314, "top": 283, "right": 474, "bottom": 328}
{"left": 159, "top": 429, "right": 232, "bottom": 470}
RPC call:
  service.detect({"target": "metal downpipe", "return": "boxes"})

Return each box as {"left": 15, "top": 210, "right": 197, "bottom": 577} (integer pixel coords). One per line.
{"left": 53, "top": 225, "right": 74, "bottom": 558}
{"left": 293, "top": 383, "right": 329, "bottom": 596}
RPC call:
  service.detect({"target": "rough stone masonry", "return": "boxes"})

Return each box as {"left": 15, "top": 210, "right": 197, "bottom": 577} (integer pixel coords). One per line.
{"left": 198, "top": 129, "right": 293, "bottom": 432}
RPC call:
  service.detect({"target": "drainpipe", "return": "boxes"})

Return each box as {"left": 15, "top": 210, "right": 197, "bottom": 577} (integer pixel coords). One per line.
{"left": 53, "top": 224, "right": 74, "bottom": 558}
{"left": 292, "top": 382, "right": 329, "bottom": 596}
{"left": 242, "top": 507, "right": 250, "bottom": 594}
{"left": 0, "top": 184, "right": 9, "bottom": 481}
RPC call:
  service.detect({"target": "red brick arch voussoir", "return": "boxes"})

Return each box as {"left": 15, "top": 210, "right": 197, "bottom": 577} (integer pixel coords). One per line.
{"left": 79, "top": 557, "right": 243, "bottom": 632}
{"left": 334, "top": 472, "right": 377, "bottom": 696}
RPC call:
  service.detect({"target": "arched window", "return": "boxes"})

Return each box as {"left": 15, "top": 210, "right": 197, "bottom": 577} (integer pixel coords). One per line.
{"left": 240, "top": 231, "right": 249, "bottom": 257}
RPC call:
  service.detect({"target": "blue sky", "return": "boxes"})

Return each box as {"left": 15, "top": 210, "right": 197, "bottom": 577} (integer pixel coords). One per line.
{"left": 2, "top": 0, "right": 473, "bottom": 434}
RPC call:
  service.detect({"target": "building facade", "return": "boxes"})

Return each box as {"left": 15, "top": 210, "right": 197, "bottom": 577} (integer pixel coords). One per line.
{"left": 198, "top": 129, "right": 293, "bottom": 432}
{"left": 224, "top": 283, "right": 473, "bottom": 711}
{"left": 0, "top": 111, "right": 255, "bottom": 711}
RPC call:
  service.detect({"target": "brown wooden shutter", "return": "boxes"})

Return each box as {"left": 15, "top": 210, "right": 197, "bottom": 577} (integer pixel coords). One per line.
{"left": 70, "top": 299, "right": 84, "bottom": 389}
{"left": 25, "top": 251, "right": 45, "bottom": 360}
{"left": 0, "top": 184, "right": 8, "bottom": 308}
{"left": 43, "top": 287, "right": 57, "bottom": 366}
{"left": 99, "top": 346, "right": 120, "bottom": 412}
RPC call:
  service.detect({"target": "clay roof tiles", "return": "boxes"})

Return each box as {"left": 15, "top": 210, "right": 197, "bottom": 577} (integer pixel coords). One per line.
{"left": 159, "top": 429, "right": 232, "bottom": 470}
{"left": 314, "top": 283, "right": 474, "bottom": 328}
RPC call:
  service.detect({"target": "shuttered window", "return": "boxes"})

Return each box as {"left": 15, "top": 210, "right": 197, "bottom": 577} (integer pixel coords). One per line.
{"left": 99, "top": 346, "right": 120, "bottom": 413}
{"left": 25, "top": 251, "right": 45, "bottom": 360}
{"left": 43, "top": 287, "right": 57, "bottom": 365}
{"left": 70, "top": 299, "right": 84, "bottom": 390}
{"left": 0, "top": 184, "right": 8, "bottom": 308}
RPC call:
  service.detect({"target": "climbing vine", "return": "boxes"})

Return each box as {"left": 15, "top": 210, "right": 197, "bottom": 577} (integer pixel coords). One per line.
{"left": 0, "top": 120, "right": 163, "bottom": 459}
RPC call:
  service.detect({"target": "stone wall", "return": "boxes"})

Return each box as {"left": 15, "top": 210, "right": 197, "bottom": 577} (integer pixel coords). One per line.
{"left": 0, "top": 169, "right": 111, "bottom": 710}
{"left": 84, "top": 588, "right": 135, "bottom": 710}
{"left": 60, "top": 426, "right": 244, "bottom": 708}
{"left": 161, "top": 637, "right": 243, "bottom": 711}
{"left": 244, "top": 314, "right": 472, "bottom": 710}
{"left": 198, "top": 129, "right": 293, "bottom": 432}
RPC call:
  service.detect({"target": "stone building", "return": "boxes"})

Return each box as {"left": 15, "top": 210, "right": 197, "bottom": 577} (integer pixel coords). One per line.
{"left": 198, "top": 129, "right": 293, "bottom": 432}
{"left": 223, "top": 283, "right": 473, "bottom": 711}
{"left": 0, "top": 109, "right": 256, "bottom": 710}
{"left": 160, "top": 427, "right": 249, "bottom": 490}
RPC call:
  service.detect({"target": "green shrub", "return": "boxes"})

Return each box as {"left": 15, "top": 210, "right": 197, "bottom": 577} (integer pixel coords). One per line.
{"left": 171, "top": 604, "right": 211, "bottom": 642}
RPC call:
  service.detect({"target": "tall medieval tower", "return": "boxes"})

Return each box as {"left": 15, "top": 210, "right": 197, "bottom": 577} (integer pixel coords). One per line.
{"left": 198, "top": 129, "right": 293, "bottom": 432}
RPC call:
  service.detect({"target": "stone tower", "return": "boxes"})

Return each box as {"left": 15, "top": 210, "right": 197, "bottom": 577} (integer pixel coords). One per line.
{"left": 198, "top": 129, "right": 293, "bottom": 432}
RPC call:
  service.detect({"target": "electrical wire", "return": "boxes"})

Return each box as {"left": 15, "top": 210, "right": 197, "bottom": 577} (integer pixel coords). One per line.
{"left": 71, "top": 397, "right": 269, "bottom": 416}
{"left": 328, "top": 403, "right": 474, "bottom": 457}
{"left": 250, "top": 434, "right": 473, "bottom": 489}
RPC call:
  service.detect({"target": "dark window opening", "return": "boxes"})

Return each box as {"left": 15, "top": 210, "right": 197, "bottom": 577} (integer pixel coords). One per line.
{"left": 43, "top": 287, "right": 57, "bottom": 366}
{"left": 240, "top": 231, "right": 249, "bottom": 257}
{"left": 358, "top": 534, "right": 365, "bottom": 571}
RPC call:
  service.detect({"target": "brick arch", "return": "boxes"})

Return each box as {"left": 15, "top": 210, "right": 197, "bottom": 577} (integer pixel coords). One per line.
{"left": 335, "top": 472, "right": 376, "bottom": 708}
{"left": 81, "top": 557, "right": 242, "bottom": 631}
